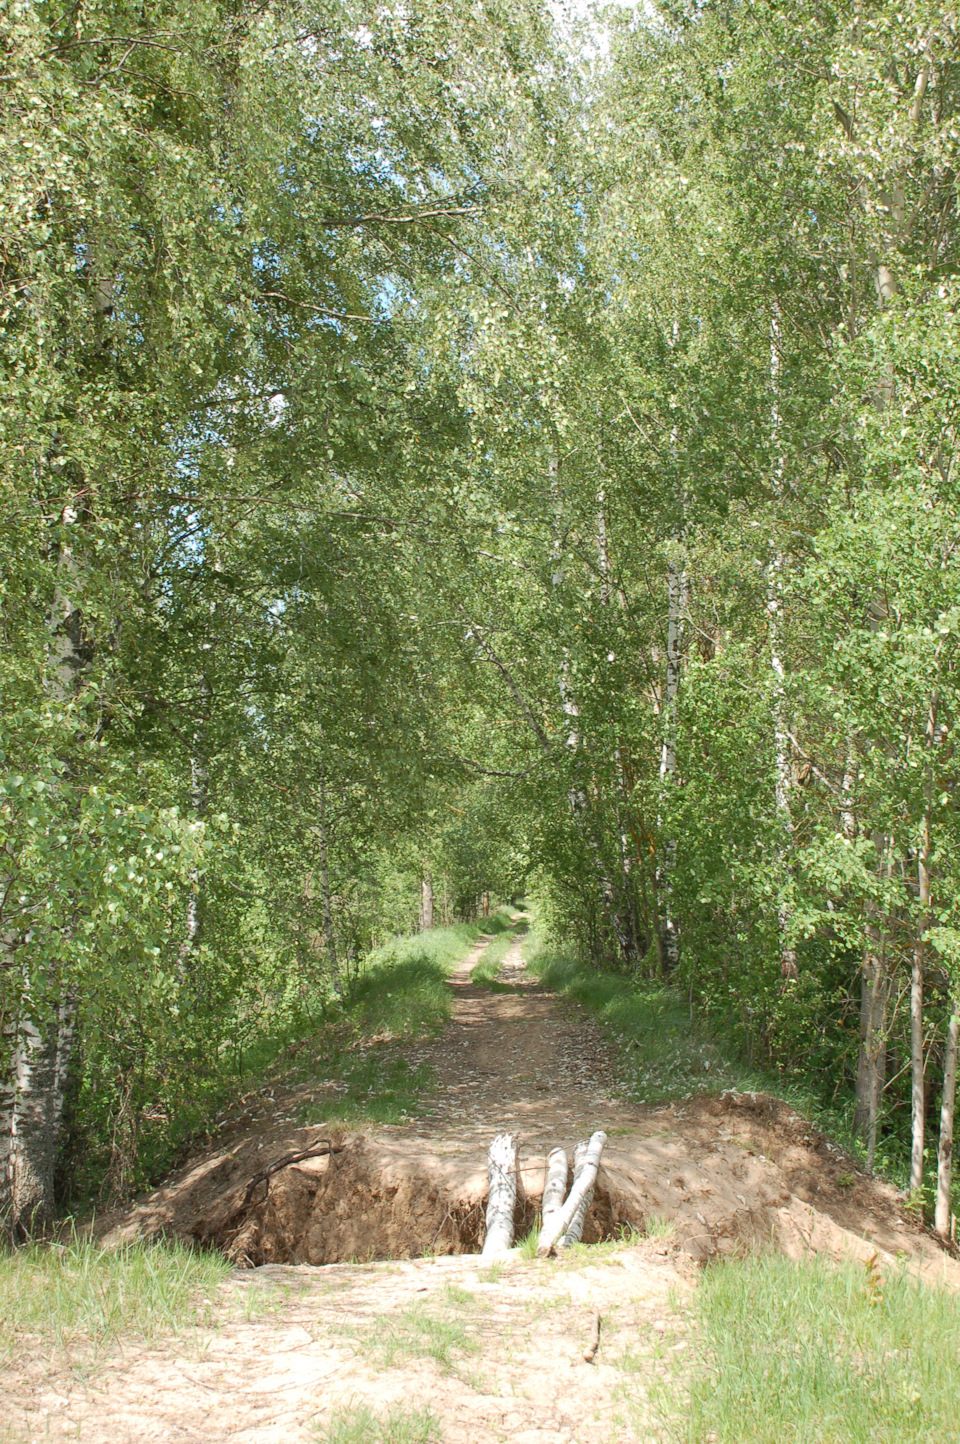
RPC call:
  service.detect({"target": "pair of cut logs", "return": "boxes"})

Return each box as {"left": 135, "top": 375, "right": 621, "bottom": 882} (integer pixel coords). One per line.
{"left": 479, "top": 1129, "right": 608, "bottom": 1257}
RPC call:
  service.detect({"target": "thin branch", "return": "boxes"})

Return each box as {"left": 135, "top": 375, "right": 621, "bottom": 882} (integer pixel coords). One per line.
{"left": 448, "top": 753, "right": 532, "bottom": 779}
{"left": 319, "top": 205, "right": 481, "bottom": 228}
{"left": 465, "top": 617, "right": 553, "bottom": 755}
{"left": 260, "top": 291, "right": 374, "bottom": 322}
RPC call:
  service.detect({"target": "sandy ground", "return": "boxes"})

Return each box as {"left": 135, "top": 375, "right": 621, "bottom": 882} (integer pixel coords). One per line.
{"left": 5, "top": 927, "right": 959, "bottom": 1442}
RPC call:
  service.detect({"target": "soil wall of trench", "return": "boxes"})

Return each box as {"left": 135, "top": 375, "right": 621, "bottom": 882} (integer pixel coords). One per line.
{"left": 100, "top": 1093, "right": 960, "bottom": 1284}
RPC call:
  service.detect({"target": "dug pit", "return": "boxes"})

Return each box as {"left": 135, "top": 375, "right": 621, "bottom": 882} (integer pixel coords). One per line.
{"left": 99, "top": 1093, "right": 959, "bottom": 1282}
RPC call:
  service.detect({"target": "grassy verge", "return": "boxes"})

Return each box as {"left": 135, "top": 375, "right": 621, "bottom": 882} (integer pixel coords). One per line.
{"left": 671, "top": 1253, "right": 960, "bottom": 1443}
{"left": 522, "top": 932, "right": 865, "bottom": 1150}
{"left": 0, "top": 1233, "right": 230, "bottom": 1367}
{"left": 523, "top": 934, "right": 738, "bottom": 1105}
{"left": 469, "top": 920, "right": 520, "bottom": 989}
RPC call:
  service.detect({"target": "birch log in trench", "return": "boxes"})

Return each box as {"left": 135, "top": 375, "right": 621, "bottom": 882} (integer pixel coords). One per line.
{"left": 537, "top": 1130, "right": 606, "bottom": 1256}
{"left": 558, "top": 1139, "right": 595, "bottom": 1248}
{"left": 541, "top": 1147, "right": 568, "bottom": 1232}
{"left": 481, "top": 1132, "right": 517, "bottom": 1255}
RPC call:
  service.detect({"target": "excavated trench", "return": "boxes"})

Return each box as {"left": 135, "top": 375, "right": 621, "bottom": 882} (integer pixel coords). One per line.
{"left": 192, "top": 1136, "right": 636, "bottom": 1267}
{"left": 102, "top": 1092, "right": 960, "bottom": 1283}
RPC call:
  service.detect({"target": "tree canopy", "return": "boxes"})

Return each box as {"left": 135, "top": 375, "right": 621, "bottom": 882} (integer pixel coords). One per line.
{"left": 3, "top": 0, "right": 960, "bottom": 1235}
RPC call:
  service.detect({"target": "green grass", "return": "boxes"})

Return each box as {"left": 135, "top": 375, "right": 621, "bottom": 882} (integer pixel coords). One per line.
{"left": 357, "top": 1301, "right": 480, "bottom": 1372}
{"left": 521, "top": 931, "right": 882, "bottom": 1181}
{"left": 0, "top": 1234, "right": 230, "bottom": 1365}
{"left": 316, "top": 1403, "right": 442, "bottom": 1443}
{"left": 676, "top": 1254, "right": 960, "bottom": 1443}
{"left": 286, "top": 921, "right": 501, "bottom": 1128}
{"left": 515, "top": 1223, "right": 541, "bottom": 1258}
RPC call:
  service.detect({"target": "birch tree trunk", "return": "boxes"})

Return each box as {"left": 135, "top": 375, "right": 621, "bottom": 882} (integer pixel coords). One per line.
{"left": 178, "top": 691, "right": 209, "bottom": 974}
{"left": 419, "top": 873, "right": 434, "bottom": 932}
{"left": 911, "top": 694, "right": 938, "bottom": 1199}
{"left": 482, "top": 1132, "right": 517, "bottom": 1255}
{"left": 853, "top": 935, "right": 889, "bottom": 1169}
{"left": 912, "top": 807, "right": 931, "bottom": 1197}
{"left": 317, "top": 766, "right": 342, "bottom": 999}
{"left": 935, "top": 1002, "right": 959, "bottom": 1239}
{"left": 657, "top": 554, "right": 683, "bottom": 975}
{"left": 768, "top": 310, "right": 798, "bottom": 983}
{"left": 1, "top": 506, "right": 85, "bottom": 1233}
{"left": 537, "top": 1130, "right": 606, "bottom": 1256}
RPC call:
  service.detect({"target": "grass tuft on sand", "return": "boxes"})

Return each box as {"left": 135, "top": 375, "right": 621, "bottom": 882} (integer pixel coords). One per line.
{"left": 316, "top": 1403, "right": 441, "bottom": 1443}
{"left": 0, "top": 1233, "right": 230, "bottom": 1365}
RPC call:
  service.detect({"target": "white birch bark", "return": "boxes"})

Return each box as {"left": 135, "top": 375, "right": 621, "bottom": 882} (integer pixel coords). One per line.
{"left": 657, "top": 552, "right": 683, "bottom": 974}
{"left": 540, "top": 1147, "right": 568, "bottom": 1232}
{"left": 481, "top": 1131, "right": 517, "bottom": 1255}
{"left": 537, "top": 1130, "right": 606, "bottom": 1256}
{"left": 558, "top": 1138, "right": 596, "bottom": 1248}
{"left": 550, "top": 456, "right": 625, "bottom": 957}
{"left": 935, "top": 1002, "right": 959, "bottom": 1239}
{"left": 2, "top": 506, "right": 85, "bottom": 1234}
{"left": 178, "top": 697, "right": 209, "bottom": 973}
{"left": 767, "top": 311, "right": 798, "bottom": 982}
{"left": 912, "top": 806, "right": 931, "bottom": 1197}
{"left": 419, "top": 873, "right": 434, "bottom": 932}
{"left": 317, "top": 767, "right": 342, "bottom": 998}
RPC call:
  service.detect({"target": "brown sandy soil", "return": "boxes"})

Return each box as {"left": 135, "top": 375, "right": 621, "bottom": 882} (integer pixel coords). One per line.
{"left": 5, "top": 926, "right": 959, "bottom": 1442}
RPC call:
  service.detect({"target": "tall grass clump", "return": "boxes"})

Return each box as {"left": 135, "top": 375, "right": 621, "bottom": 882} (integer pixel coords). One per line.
{"left": 680, "top": 1254, "right": 960, "bottom": 1443}
{"left": 0, "top": 1234, "right": 230, "bottom": 1364}
{"left": 295, "top": 917, "right": 515, "bottom": 1127}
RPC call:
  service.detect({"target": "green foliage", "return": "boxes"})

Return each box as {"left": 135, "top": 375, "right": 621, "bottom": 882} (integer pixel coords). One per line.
{"left": 5, "top": 0, "right": 960, "bottom": 1228}
{"left": 681, "top": 1255, "right": 960, "bottom": 1443}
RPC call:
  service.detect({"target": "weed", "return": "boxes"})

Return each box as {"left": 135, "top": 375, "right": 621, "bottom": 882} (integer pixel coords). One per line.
{"left": 316, "top": 1402, "right": 441, "bottom": 1443}
{"left": 0, "top": 1233, "right": 230, "bottom": 1365}
{"left": 644, "top": 1216, "right": 676, "bottom": 1240}
{"left": 478, "top": 1260, "right": 506, "bottom": 1284}
{"left": 515, "top": 1224, "right": 541, "bottom": 1259}
{"left": 441, "top": 1282, "right": 478, "bottom": 1307}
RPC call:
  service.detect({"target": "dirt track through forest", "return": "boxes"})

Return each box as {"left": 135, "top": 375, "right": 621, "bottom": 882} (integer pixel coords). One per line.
{"left": 6, "top": 926, "right": 960, "bottom": 1443}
